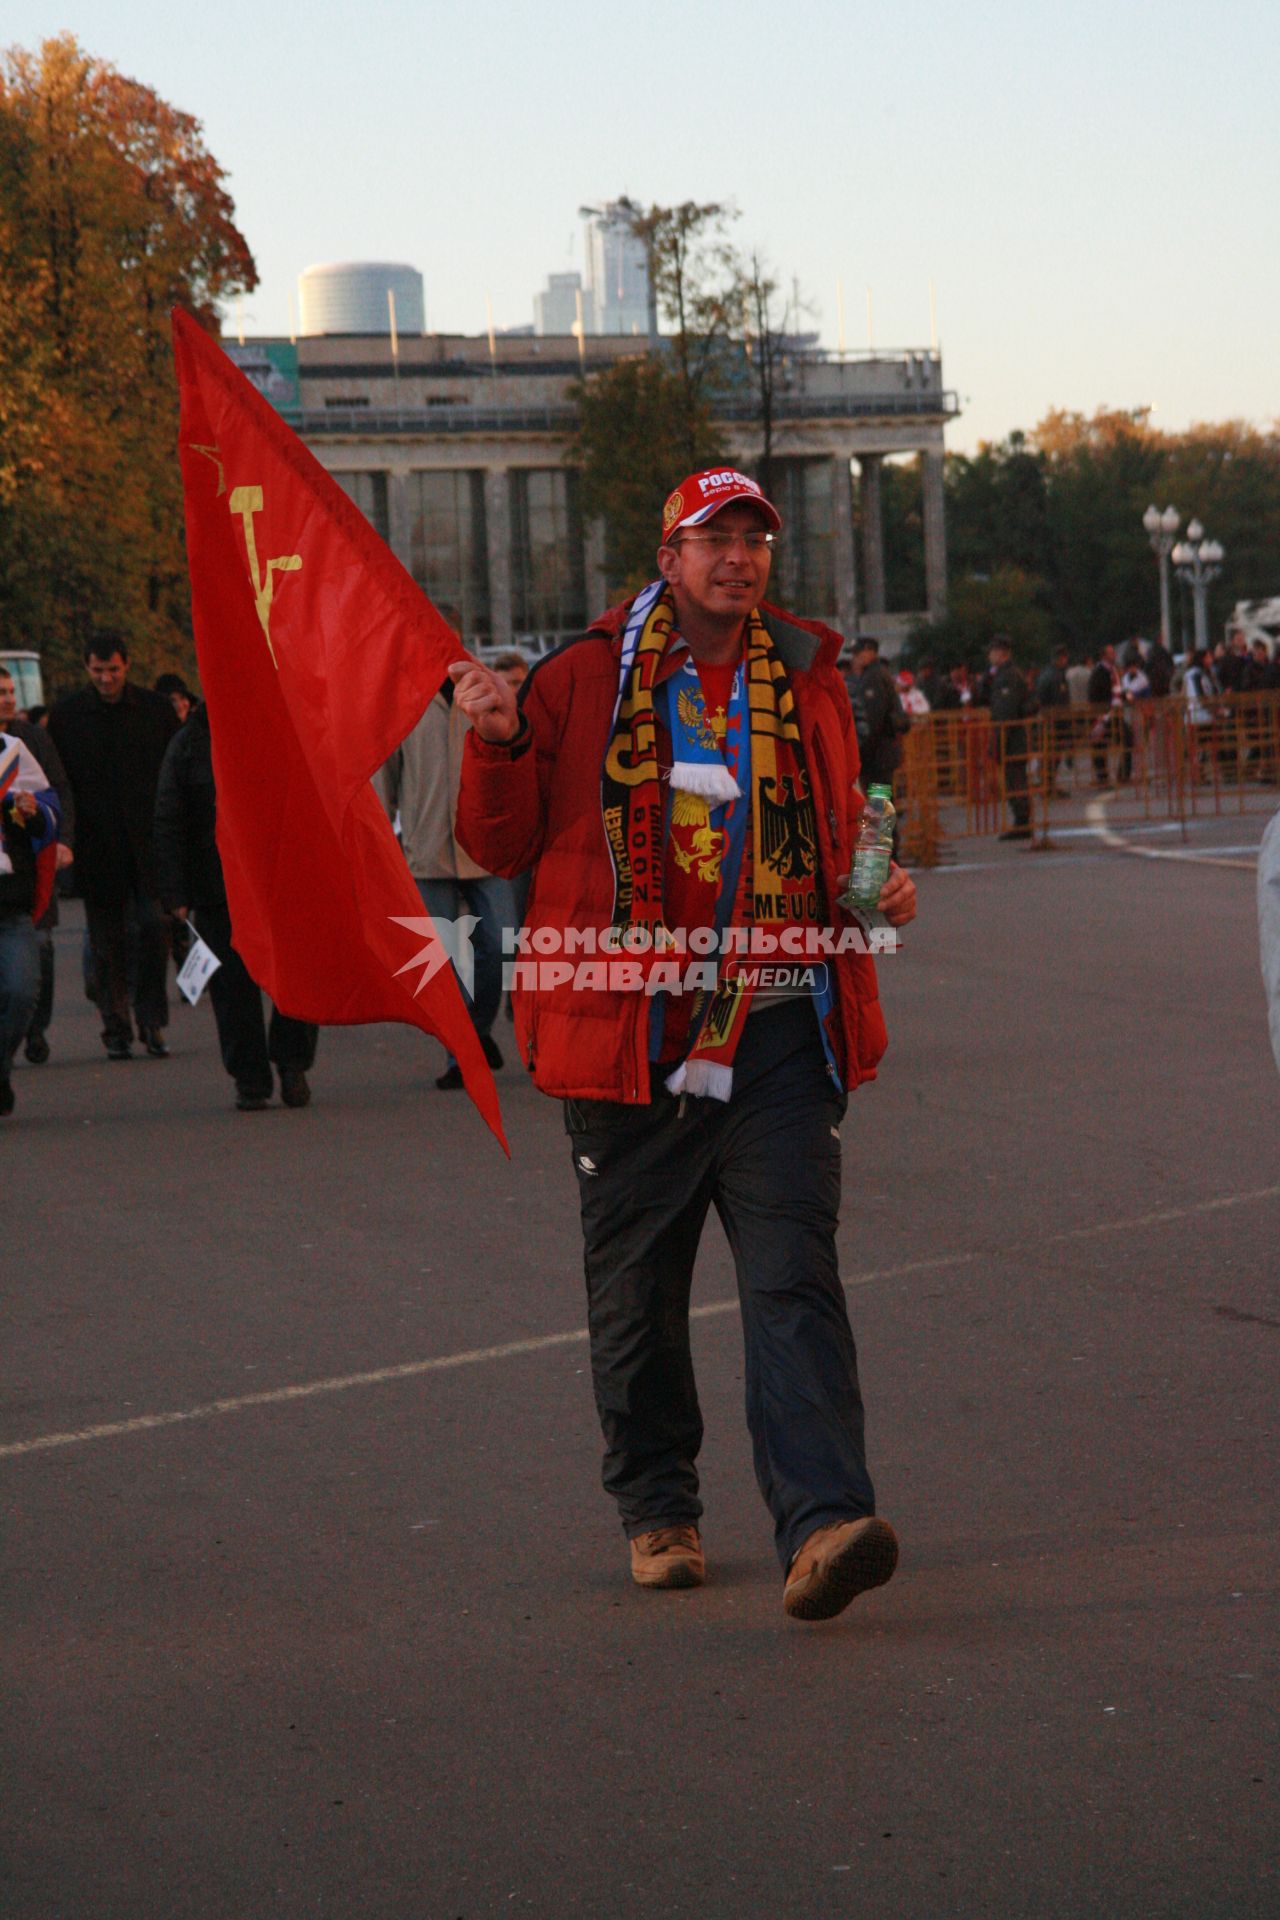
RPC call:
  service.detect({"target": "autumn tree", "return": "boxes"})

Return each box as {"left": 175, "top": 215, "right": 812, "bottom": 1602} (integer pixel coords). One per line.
{"left": 0, "top": 34, "right": 256, "bottom": 684}
{"left": 933, "top": 409, "right": 1280, "bottom": 661}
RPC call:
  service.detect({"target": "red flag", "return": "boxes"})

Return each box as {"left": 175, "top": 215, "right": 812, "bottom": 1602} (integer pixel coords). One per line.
{"left": 171, "top": 308, "right": 506, "bottom": 1149}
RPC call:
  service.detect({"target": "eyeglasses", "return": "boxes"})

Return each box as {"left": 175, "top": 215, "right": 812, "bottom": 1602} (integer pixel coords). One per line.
{"left": 672, "top": 530, "right": 778, "bottom": 553}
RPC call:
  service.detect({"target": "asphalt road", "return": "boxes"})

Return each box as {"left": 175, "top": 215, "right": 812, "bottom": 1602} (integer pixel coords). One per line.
{"left": 4, "top": 816, "right": 1278, "bottom": 1920}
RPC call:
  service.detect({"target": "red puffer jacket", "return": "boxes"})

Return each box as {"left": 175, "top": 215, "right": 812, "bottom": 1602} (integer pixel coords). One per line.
{"left": 455, "top": 598, "right": 889, "bottom": 1103}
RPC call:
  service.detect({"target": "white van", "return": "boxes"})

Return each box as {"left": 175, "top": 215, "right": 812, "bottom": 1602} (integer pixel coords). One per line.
{"left": 0, "top": 651, "right": 44, "bottom": 711}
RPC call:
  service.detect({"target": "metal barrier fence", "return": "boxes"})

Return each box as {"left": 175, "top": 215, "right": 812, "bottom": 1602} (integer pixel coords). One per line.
{"left": 895, "top": 693, "right": 1280, "bottom": 860}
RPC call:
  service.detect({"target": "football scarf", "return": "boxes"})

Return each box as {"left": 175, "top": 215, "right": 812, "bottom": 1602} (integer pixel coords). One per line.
{"left": 602, "top": 586, "right": 821, "bottom": 1100}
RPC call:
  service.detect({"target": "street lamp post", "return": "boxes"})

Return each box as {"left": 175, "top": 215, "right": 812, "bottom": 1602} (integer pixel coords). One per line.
{"left": 1170, "top": 520, "right": 1226, "bottom": 657}
{"left": 1142, "top": 503, "right": 1180, "bottom": 652}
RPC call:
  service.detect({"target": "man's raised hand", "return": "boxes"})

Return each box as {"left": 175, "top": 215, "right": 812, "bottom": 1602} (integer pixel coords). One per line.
{"left": 448, "top": 659, "right": 520, "bottom": 743}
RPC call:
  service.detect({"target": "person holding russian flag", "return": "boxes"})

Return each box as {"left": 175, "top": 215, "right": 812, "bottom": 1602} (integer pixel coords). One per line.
{"left": 0, "top": 730, "right": 61, "bottom": 1117}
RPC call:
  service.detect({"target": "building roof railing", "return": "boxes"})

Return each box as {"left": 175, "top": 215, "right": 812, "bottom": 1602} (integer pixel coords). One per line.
{"left": 296, "top": 389, "right": 960, "bottom": 438}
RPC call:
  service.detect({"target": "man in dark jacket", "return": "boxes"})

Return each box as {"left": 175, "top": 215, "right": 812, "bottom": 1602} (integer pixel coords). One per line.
{"left": 154, "top": 701, "right": 318, "bottom": 1111}
{"left": 0, "top": 665, "right": 74, "bottom": 1062}
{"left": 845, "top": 636, "right": 909, "bottom": 789}
{"left": 48, "top": 636, "right": 178, "bottom": 1059}
{"left": 451, "top": 467, "right": 916, "bottom": 1623}
{"left": 978, "top": 635, "right": 1036, "bottom": 837}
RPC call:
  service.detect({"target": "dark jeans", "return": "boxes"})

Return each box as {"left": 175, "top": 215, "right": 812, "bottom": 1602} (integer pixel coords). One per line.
{"left": 417, "top": 875, "right": 517, "bottom": 1064}
{"left": 84, "top": 889, "right": 170, "bottom": 1045}
{"left": 27, "top": 928, "right": 53, "bottom": 1038}
{"left": 195, "top": 903, "right": 318, "bottom": 1096}
{"left": 565, "top": 1000, "right": 875, "bottom": 1571}
{"left": 0, "top": 913, "right": 40, "bottom": 1077}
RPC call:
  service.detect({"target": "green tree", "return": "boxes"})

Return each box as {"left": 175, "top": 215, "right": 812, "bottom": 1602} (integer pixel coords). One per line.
{"left": 906, "top": 566, "right": 1053, "bottom": 671}
{"left": 629, "top": 199, "right": 740, "bottom": 469}
{"left": 571, "top": 355, "right": 724, "bottom": 596}
{"left": 0, "top": 33, "right": 256, "bottom": 684}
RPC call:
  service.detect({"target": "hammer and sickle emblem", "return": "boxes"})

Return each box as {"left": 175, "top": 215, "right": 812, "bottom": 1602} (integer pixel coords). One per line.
{"left": 228, "top": 484, "right": 302, "bottom": 668}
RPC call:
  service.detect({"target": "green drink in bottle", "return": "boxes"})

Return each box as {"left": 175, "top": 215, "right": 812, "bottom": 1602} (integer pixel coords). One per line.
{"left": 842, "top": 782, "right": 896, "bottom": 912}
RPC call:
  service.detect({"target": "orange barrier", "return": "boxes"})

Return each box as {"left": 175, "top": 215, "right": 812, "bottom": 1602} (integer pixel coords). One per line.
{"left": 895, "top": 693, "right": 1280, "bottom": 854}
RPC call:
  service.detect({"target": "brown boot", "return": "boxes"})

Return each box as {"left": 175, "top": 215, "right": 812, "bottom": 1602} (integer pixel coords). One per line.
{"left": 629, "top": 1524, "right": 705, "bottom": 1590}
{"left": 783, "top": 1516, "right": 898, "bottom": 1621}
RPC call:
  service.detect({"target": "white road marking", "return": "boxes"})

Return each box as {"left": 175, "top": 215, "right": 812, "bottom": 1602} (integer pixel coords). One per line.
{"left": 1085, "top": 795, "right": 1260, "bottom": 870}
{"left": 4, "top": 1192, "right": 1279, "bottom": 1463}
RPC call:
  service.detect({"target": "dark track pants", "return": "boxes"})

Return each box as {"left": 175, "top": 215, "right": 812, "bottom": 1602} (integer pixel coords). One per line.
{"left": 85, "top": 889, "right": 170, "bottom": 1045}
{"left": 195, "top": 904, "right": 317, "bottom": 1097}
{"left": 565, "top": 999, "right": 876, "bottom": 1571}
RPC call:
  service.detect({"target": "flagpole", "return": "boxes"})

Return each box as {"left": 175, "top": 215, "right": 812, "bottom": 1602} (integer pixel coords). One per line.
{"left": 387, "top": 287, "right": 401, "bottom": 416}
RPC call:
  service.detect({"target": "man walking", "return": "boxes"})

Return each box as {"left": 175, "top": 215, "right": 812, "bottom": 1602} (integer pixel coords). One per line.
{"left": 154, "top": 699, "right": 318, "bottom": 1111}
{"left": 48, "top": 637, "right": 178, "bottom": 1059}
{"left": 452, "top": 468, "right": 916, "bottom": 1622}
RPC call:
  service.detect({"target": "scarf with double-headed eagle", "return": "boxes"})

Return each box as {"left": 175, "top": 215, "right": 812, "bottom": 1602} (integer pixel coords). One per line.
{"left": 601, "top": 581, "right": 821, "bottom": 1099}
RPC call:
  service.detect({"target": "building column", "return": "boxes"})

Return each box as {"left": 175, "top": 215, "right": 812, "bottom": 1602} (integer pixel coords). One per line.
{"left": 830, "top": 455, "right": 858, "bottom": 640}
{"left": 387, "top": 468, "right": 413, "bottom": 573}
{"left": 860, "top": 454, "right": 886, "bottom": 616}
{"left": 485, "top": 466, "right": 514, "bottom": 640}
{"left": 585, "top": 515, "right": 608, "bottom": 619}
{"left": 922, "top": 449, "right": 948, "bottom": 620}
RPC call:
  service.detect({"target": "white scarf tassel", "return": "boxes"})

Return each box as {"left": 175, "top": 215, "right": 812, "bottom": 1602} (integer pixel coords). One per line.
{"left": 669, "top": 760, "right": 741, "bottom": 805}
{"left": 665, "top": 1058, "right": 735, "bottom": 1103}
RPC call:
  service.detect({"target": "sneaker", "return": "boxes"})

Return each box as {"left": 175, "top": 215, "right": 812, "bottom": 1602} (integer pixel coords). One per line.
{"left": 104, "top": 1037, "right": 133, "bottom": 1062}
{"left": 138, "top": 1026, "right": 170, "bottom": 1059}
{"left": 24, "top": 1032, "right": 50, "bottom": 1065}
{"left": 629, "top": 1524, "right": 705, "bottom": 1590}
{"left": 235, "top": 1081, "right": 271, "bottom": 1111}
{"left": 0, "top": 1078, "right": 14, "bottom": 1118}
{"left": 783, "top": 1516, "right": 899, "bottom": 1622}
{"left": 279, "top": 1068, "right": 311, "bottom": 1108}
{"left": 435, "top": 1063, "right": 464, "bottom": 1091}
{"left": 481, "top": 1033, "right": 504, "bottom": 1070}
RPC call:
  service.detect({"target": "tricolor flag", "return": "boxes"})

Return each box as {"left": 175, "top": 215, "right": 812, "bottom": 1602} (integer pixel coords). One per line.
{"left": 171, "top": 308, "right": 506, "bottom": 1149}
{"left": 0, "top": 733, "right": 60, "bottom": 924}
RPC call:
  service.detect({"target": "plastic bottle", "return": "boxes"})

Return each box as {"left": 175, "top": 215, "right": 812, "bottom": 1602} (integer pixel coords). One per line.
{"left": 842, "top": 783, "right": 896, "bottom": 912}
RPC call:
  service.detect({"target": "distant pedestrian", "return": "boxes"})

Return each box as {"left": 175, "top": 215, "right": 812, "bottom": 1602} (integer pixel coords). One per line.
{"left": 374, "top": 663, "right": 515, "bottom": 1092}
{"left": 154, "top": 701, "right": 318, "bottom": 1110}
{"left": 1144, "top": 636, "right": 1174, "bottom": 698}
{"left": 0, "top": 666, "right": 74, "bottom": 1064}
{"left": 48, "top": 636, "right": 178, "bottom": 1060}
{"left": 896, "top": 667, "right": 930, "bottom": 717}
{"left": 0, "top": 731, "right": 61, "bottom": 1117}
{"left": 978, "top": 636, "right": 1035, "bottom": 839}
{"left": 1036, "top": 645, "right": 1072, "bottom": 792}
{"left": 1087, "top": 644, "right": 1125, "bottom": 785}
{"left": 846, "top": 637, "right": 910, "bottom": 789}
{"left": 154, "top": 672, "right": 197, "bottom": 724}
{"left": 1065, "top": 652, "right": 1094, "bottom": 707}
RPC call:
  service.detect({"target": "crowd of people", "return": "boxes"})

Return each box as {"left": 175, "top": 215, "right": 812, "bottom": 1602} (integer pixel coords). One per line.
{"left": 5, "top": 618, "right": 1276, "bottom": 1118}
{"left": 0, "top": 637, "right": 537, "bottom": 1121}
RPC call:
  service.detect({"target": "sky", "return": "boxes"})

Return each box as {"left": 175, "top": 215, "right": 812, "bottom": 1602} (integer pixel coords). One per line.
{"left": 7, "top": 0, "right": 1279, "bottom": 452}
